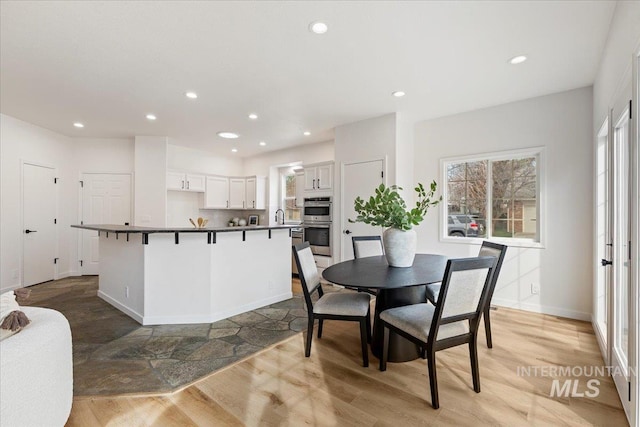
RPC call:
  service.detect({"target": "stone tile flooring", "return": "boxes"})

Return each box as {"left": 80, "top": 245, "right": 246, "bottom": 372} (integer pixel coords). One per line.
{"left": 21, "top": 276, "right": 314, "bottom": 396}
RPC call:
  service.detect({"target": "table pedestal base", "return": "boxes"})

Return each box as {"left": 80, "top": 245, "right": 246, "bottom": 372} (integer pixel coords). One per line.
{"left": 371, "top": 286, "right": 427, "bottom": 362}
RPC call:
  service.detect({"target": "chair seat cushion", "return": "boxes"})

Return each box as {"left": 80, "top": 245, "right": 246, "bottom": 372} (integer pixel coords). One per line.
{"left": 425, "top": 283, "right": 441, "bottom": 304}
{"left": 380, "top": 303, "right": 468, "bottom": 342}
{"left": 313, "top": 292, "right": 371, "bottom": 317}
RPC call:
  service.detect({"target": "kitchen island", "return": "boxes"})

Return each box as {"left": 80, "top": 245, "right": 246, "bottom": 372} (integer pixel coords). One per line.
{"left": 72, "top": 224, "right": 296, "bottom": 325}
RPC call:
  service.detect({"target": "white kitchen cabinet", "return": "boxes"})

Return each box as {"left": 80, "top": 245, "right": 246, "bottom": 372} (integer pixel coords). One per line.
{"left": 304, "top": 163, "right": 333, "bottom": 192}
{"left": 185, "top": 173, "right": 206, "bottom": 192}
{"left": 204, "top": 176, "right": 229, "bottom": 209}
{"left": 167, "top": 171, "right": 205, "bottom": 192}
{"left": 295, "top": 172, "right": 304, "bottom": 207}
{"left": 245, "top": 176, "right": 266, "bottom": 209}
{"left": 229, "top": 178, "right": 246, "bottom": 209}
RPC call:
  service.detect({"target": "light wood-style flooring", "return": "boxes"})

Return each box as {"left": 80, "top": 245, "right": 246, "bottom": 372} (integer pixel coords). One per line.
{"left": 67, "top": 286, "right": 627, "bottom": 426}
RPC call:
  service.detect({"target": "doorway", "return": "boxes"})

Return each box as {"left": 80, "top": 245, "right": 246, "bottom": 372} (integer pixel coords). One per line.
{"left": 341, "top": 159, "right": 385, "bottom": 261}
{"left": 80, "top": 173, "right": 132, "bottom": 275}
{"left": 22, "top": 162, "right": 56, "bottom": 286}
{"left": 595, "top": 66, "right": 638, "bottom": 424}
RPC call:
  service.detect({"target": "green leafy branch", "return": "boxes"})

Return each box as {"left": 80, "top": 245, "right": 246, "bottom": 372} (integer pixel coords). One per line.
{"left": 349, "top": 181, "right": 442, "bottom": 231}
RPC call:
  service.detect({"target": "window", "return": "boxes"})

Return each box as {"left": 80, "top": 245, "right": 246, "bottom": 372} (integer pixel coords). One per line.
{"left": 442, "top": 148, "right": 543, "bottom": 245}
{"left": 281, "top": 170, "right": 301, "bottom": 222}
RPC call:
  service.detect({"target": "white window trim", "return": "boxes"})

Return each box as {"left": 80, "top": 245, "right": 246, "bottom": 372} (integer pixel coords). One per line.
{"left": 280, "top": 169, "right": 301, "bottom": 225}
{"left": 439, "top": 146, "right": 546, "bottom": 249}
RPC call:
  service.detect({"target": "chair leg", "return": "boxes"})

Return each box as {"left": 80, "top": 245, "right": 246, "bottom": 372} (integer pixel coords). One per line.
{"left": 317, "top": 319, "right": 324, "bottom": 339}
{"left": 359, "top": 318, "right": 369, "bottom": 367}
{"left": 420, "top": 347, "right": 427, "bottom": 359}
{"left": 365, "top": 309, "right": 372, "bottom": 343}
{"left": 427, "top": 352, "right": 439, "bottom": 409}
{"left": 484, "top": 307, "right": 492, "bottom": 348}
{"left": 469, "top": 339, "right": 481, "bottom": 393}
{"left": 379, "top": 325, "right": 389, "bottom": 371}
{"left": 305, "top": 318, "right": 314, "bottom": 357}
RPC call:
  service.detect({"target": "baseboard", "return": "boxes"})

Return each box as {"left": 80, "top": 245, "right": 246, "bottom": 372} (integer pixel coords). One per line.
{"left": 97, "top": 291, "right": 144, "bottom": 323}
{"left": 492, "top": 297, "right": 590, "bottom": 321}
{"left": 141, "top": 292, "right": 294, "bottom": 326}
{"left": 56, "top": 271, "right": 71, "bottom": 279}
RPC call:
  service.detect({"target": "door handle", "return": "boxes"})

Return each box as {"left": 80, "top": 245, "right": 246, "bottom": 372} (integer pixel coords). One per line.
{"left": 344, "top": 230, "right": 352, "bottom": 235}
{"left": 25, "top": 229, "right": 37, "bottom": 234}
{"left": 601, "top": 258, "right": 612, "bottom": 266}
{"left": 313, "top": 179, "right": 316, "bottom": 189}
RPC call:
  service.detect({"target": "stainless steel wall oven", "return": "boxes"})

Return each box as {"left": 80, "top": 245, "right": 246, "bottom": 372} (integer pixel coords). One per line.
{"left": 303, "top": 223, "right": 332, "bottom": 256}
{"left": 303, "top": 197, "right": 332, "bottom": 256}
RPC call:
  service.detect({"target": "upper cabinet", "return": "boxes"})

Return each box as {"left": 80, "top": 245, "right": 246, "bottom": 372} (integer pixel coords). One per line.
{"left": 228, "top": 178, "right": 246, "bottom": 209}
{"left": 202, "top": 175, "right": 266, "bottom": 210}
{"left": 304, "top": 163, "right": 333, "bottom": 192}
{"left": 246, "top": 176, "right": 266, "bottom": 209}
{"left": 167, "top": 171, "right": 205, "bottom": 192}
{"left": 203, "top": 176, "right": 229, "bottom": 209}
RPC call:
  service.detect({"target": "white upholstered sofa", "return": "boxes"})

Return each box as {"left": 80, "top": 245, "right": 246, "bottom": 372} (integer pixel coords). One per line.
{"left": 0, "top": 306, "right": 73, "bottom": 427}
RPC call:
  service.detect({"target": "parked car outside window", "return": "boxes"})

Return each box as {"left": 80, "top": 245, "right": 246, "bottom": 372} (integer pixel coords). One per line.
{"left": 447, "top": 214, "right": 485, "bottom": 237}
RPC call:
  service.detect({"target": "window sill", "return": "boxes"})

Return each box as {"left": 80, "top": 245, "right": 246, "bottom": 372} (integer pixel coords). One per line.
{"left": 440, "top": 236, "right": 545, "bottom": 249}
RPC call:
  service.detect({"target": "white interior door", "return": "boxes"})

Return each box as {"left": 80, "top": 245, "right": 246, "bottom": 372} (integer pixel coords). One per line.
{"left": 81, "top": 173, "right": 132, "bottom": 275}
{"left": 341, "top": 159, "right": 384, "bottom": 261}
{"left": 23, "top": 163, "right": 56, "bottom": 286}
{"left": 611, "top": 90, "right": 633, "bottom": 418}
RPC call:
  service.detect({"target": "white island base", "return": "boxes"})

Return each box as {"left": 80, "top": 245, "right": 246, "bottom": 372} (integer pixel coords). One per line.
{"left": 94, "top": 227, "right": 293, "bottom": 325}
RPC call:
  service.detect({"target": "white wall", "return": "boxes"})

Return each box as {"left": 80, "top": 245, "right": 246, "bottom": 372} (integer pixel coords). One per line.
{"left": 134, "top": 136, "right": 167, "bottom": 227}
{"left": 73, "top": 137, "right": 134, "bottom": 173}
{"left": 0, "top": 114, "right": 76, "bottom": 291}
{"left": 414, "top": 87, "right": 594, "bottom": 320}
{"left": 168, "top": 144, "right": 243, "bottom": 176}
{"left": 593, "top": 1, "right": 640, "bottom": 129}
{"left": 243, "top": 140, "right": 334, "bottom": 177}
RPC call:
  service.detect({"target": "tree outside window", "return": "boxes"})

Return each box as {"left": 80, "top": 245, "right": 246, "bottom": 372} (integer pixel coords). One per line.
{"left": 444, "top": 151, "right": 540, "bottom": 241}
{"left": 283, "top": 173, "right": 300, "bottom": 222}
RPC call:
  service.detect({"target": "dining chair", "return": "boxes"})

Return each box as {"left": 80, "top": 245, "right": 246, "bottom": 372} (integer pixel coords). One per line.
{"left": 292, "top": 242, "right": 372, "bottom": 367}
{"left": 350, "top": 235, "right": 384, "bottom": 296}
{"left": 425, "top": 241, "right": 507, "bottom": 348}
{"left": 378, "top": 256, "right": 496, "bottom": 409}
{"left": 352, "top": 235, "right": 384, "bottom": 258}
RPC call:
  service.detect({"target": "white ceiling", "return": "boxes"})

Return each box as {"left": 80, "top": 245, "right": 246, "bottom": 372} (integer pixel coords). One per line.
{"left": 0, "top": 1, "right": 615, "bottom": 157}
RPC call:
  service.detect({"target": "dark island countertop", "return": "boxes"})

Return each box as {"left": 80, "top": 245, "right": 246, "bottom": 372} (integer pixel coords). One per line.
{"left": 71, "top": 224, "right": 299, "bottom": 245}
{"left": 71, "top": 224, "right": 298, "bottom": 234}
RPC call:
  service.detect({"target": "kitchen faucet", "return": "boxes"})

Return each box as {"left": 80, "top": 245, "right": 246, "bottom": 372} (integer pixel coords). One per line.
{"left": 275, "top": 209, "right": 285, "bottom": 225}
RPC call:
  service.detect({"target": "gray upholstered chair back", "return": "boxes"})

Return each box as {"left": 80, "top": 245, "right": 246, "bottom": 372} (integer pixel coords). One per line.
{"left": 352, "top": 236, "right": 384, "bottom": 258}
{"left": 295, "top": 244, "right": 321, "bottom": 294}
{"left": 441, "top": 264, "right": 492, "bottom": 319}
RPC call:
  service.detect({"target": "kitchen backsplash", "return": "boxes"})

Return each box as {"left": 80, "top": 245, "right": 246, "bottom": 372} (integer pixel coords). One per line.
{"left": 166, "top": 191, "right": 266, "bottom": 228}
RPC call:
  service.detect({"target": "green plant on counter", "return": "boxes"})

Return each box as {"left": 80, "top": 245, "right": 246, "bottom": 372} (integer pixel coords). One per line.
{"left": 349, "top": 181, "right": 441, "bottom": 231}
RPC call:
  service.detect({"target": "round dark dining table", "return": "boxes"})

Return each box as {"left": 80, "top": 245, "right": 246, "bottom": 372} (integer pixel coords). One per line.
{"left": 322, "top": 254, "right": 448, "bottom": 362}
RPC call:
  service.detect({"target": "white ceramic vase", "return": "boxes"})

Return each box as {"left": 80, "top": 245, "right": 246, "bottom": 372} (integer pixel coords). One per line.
{"left": 382, "top": 227, "right": 417, "bottom": 267}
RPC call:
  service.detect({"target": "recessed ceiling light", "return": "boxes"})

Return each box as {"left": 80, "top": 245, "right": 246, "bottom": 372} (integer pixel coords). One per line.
{"left": 309, "top": 21, "right": 328, "bottom": 34}
{"left": 73, "top": 122, "right": 84, "bottom": 128}
{"left": 185, "top": 91, "right": 198, "bottom": 99}
{"left": 303, "top": 131, "right": 311, "bottom": 136}
{"left": 146, "top": 114, "right": 157, "bottom": 120}
{"left": 509, "top": 55, "right": 527, "bottom": 65}
{"left": 259, "top": 141, "right": 266, "bottom": 146}
{"left": 217, "top": 132, "right": 239, "bottom": 139}
{"left": 231, "top": 148, "right": 238, "bottom": 153}
{"left": 248, "top": 113, "right": 258, "bottom": 120}
{"left": 392, "top": 91, "right": 406, "bottom": 97}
